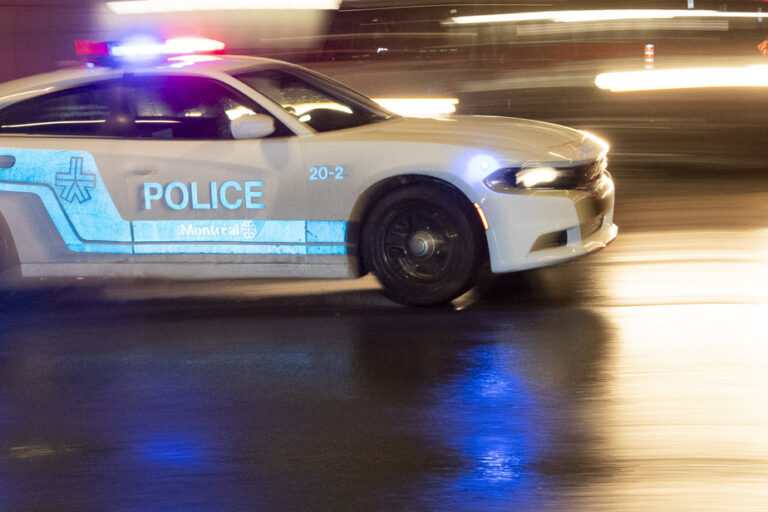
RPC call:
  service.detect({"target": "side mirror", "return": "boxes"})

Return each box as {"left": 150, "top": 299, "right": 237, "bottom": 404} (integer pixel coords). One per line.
{"left": 231, "top": 113, "right": 275, "bottom": 140}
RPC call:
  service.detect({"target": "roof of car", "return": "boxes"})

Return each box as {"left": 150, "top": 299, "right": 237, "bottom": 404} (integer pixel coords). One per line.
{"left": 0, "top": 55, "right": 288, "bottom": 108}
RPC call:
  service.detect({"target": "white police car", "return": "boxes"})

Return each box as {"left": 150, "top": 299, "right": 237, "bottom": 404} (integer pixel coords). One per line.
{"left": 0, "top": 39, "right": 616, "bottom": 305}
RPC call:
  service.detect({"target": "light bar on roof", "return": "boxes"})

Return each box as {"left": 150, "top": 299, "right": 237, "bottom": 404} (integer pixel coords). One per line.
{"left": 110, "top": 37, "right": 225, "bottom": 58}
{"left": 106, "top": 0, "right": 341, "bottom": 14}
{"left": 164, "top": 37, "right": 225, "bottom": 54}
{"left": 167, "top": 55, "right": 223, "bottom": 67}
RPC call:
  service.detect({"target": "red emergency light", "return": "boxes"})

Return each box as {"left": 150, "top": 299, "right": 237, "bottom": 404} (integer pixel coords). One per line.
{"left": 75, "top": 41, "right": 110, "bottom": 56}
{"left": 75, "top": 37, "right": 226, "bottom": 66}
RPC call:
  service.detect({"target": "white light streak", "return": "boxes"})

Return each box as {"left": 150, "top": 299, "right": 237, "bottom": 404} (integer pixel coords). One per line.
{"left": 288, "top": 102, "right": 353, "bottom": 116}
{"left": 595, "top": 65, "right": 768, "bottom": 92}
{"left": 164, "top": 37, "right": 225, "bottom": 54}
{"left": 578, "top": 130, "right": 610, "bottom": 152}
{"left": 516, "top": 19, "right": 728, "bottom": 36}
{"left": 450, "top": 9, "right": 766, "bottom": 25}
{"left": 1, "top": 120, "right": 106, "bottom": 129}
{"left": 0, "top": 87, "right": 55, "bottom": 103}
{"left": 106, "top": 0, "right": 341, "bottom": 14}
{"left": 372, "top": 98, "right": 458, "bottom": 118}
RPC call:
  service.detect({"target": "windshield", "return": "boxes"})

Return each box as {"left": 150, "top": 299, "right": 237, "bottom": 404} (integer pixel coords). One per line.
{"left": 233, "top": 65, "right": 397, "bottom": 133}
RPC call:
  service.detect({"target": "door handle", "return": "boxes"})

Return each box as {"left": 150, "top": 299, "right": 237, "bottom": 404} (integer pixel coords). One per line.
{"left": 131, "top": 169, "right": 156, "bottom": 176}
{"left": 0, "top": 155, "right": 15, "bottom": 169}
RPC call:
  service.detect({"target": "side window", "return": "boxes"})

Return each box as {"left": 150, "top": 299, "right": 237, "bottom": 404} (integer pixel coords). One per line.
{"left": 121, "top": 76, "right": 293, "bottom": 139}
{"left": 236, "top": 69, "right": 381, "bottom": 133}
{"left": 0, "top": 82, "right": 116, "bottom": 136}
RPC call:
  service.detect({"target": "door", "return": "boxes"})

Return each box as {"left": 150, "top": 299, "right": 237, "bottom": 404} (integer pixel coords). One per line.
{"left": 112, "top": 75, "right": 309, "bottom": 265}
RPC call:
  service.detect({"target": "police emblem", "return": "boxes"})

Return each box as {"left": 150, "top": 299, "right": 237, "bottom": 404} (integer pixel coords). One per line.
{"left": 55, "top": 157, "right": 96, "bottom": 203}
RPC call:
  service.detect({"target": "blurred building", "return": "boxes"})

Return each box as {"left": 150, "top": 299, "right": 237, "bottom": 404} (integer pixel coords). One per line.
{"left": 0, "top": 1, "right": 767, "bottom": 82}
{"left": 305, "top": 0, "right": 768, "bottom": 64}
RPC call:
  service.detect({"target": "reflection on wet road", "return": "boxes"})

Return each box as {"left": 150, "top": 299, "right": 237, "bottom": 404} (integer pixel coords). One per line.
{"left": 1, "top": 180, "right": 767, "bottom": 511}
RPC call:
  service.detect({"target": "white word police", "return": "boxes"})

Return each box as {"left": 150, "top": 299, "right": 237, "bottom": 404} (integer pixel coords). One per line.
{"left": 144, "top": 181, "right": 264, "bottom": 210}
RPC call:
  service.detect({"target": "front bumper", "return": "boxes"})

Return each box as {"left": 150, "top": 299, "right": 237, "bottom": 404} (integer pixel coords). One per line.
{"left": 481, "top": 173, "right": 617, "bottom": 274}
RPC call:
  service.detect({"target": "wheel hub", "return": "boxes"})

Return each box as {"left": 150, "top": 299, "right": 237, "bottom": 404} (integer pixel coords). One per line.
{"left": 407, "top": 230, "right": 439, "bottom": 259}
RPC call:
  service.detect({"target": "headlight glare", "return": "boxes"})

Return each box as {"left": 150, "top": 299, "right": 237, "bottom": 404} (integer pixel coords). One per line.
{"left": 483, "top": 166, "right": 560, "bottom": 191}
{"left": 483, "top": 157, "right": 608, "bottom": 192}
{"left": 515, "top": 166, "right": 559, "bottom": 188}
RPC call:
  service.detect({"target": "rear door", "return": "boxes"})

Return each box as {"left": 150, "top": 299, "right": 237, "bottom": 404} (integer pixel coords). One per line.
{"left": 0, "top": 79, "right": 135, "bottom": 264}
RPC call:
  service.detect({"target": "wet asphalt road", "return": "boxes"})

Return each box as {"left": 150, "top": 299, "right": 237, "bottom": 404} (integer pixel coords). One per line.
{"left": 1, "top": 77, "right": 768, "bottom": 510}
{"left": 1, "top": 169, "right": 767, "bottom": 512}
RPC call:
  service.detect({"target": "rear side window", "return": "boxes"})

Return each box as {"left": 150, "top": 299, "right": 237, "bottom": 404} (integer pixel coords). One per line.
{"left": 0, "top": 75, "right": 293, "bottom": 139}
{"left": 0, "top": 82, "right": 116, "bottom": 136}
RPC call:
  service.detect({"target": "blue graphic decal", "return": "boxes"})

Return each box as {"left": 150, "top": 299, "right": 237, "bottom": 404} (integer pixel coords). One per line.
{"left": 0, "top": 149, "right": 132, "bottom": 243}
{"left": 0, "top": 148, "right": 347, "bottom": 256}
{"left": 55, "top": 157, "right": 95, "bottom": 203}
{"left": 0, "top": 182, "right": 132, "bottom": 254}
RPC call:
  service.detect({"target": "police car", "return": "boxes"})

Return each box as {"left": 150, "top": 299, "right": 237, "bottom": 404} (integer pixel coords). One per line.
{"left": 0, "top": 38, "right": 617, "bottom": 306}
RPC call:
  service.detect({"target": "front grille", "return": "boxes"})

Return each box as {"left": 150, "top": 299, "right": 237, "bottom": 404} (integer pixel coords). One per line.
{"left": 531, "top": 230, "right": 568, "bottom": 251}
{"left": 571, "top": 158, "right": 606, "bottom": 188}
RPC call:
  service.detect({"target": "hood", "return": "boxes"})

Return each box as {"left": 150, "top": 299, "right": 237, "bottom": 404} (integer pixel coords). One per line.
{"left": 343, "top": 115, "right": 602, "bottom": 163}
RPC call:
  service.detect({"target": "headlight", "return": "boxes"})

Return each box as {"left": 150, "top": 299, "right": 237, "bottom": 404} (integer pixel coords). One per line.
{"left": 484, "top": 157, "right": 607, "bottom": 192}
{"left": 514, "top": 166, "right": 560, "bottom": 188}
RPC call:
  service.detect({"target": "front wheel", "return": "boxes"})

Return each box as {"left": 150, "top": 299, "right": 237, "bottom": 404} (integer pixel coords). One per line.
{"left": 0, "top": 215, "right": 19, "bottom": 298}
{"left": 361, "top": 183, "right": 484, "bottom": 306}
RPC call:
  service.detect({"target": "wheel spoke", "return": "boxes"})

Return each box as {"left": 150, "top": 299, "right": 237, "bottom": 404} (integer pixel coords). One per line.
{"left": 406, "top": 212, "right": 421, "bottom": 232}
{"left": 384, "top": 229, "right": 408, "bottom": 252}
{"left": 416, "top": 259, "right": 442, "bottom": 277}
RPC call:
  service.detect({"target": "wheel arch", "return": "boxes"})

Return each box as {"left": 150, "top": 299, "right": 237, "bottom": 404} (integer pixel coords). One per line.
{"left": 350, "top": 173, "right": 488, "bottom": 276}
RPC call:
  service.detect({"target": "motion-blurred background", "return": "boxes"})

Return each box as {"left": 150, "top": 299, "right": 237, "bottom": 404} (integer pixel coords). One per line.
{"left": 2, "top": 5, "right": 768, "bottom": 511}
{"left": 2, "top": 0, "right": 766, "bottom": 175}
{"left": 2, "top": 1, "right": 768, "bottom": 79}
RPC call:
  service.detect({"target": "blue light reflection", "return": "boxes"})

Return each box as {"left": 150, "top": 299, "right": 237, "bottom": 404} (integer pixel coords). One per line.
{"left": 135, "top": 434, "right": 205, "bottom": 467}
{"left": 430, "top": 344, "right": 543, "bottom": 504}
{"left": 464, "top": 153, "right": 501, "bottom": 184}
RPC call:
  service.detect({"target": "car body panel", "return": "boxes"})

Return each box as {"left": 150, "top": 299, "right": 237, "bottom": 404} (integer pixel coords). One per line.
{"left": 0, "top": 55, "right": 617, "bottom": 286}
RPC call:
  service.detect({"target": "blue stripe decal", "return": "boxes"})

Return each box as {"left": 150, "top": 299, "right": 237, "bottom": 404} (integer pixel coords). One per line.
{"left": 132, "top": 219, "right": 308, "bottom": 243}
{"left": 134, "top": 244, "right": 346, "bottom": 255}
{"left": 307, "top": 245, "right": 347, "bottom": 255}
{"left": 306, "top": 221, "right": 347, "bottom": 243}
{"left": 0, "top": 148, "right": 347, "bottom": 255}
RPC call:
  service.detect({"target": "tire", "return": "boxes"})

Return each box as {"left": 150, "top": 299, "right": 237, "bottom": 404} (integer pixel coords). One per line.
{"left": 361, "top": 183, "right": 484, "bottom": 306}
{"left": 0, "top": 220, "right": 13, "bottom": 301}
{"left": 0, "top": 213, "right": 19, "bottom": 287}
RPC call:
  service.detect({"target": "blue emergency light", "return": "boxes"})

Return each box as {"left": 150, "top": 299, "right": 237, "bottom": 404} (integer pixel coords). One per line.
{"left": 75, "top": 37, "right": 225, "bottom": 66}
